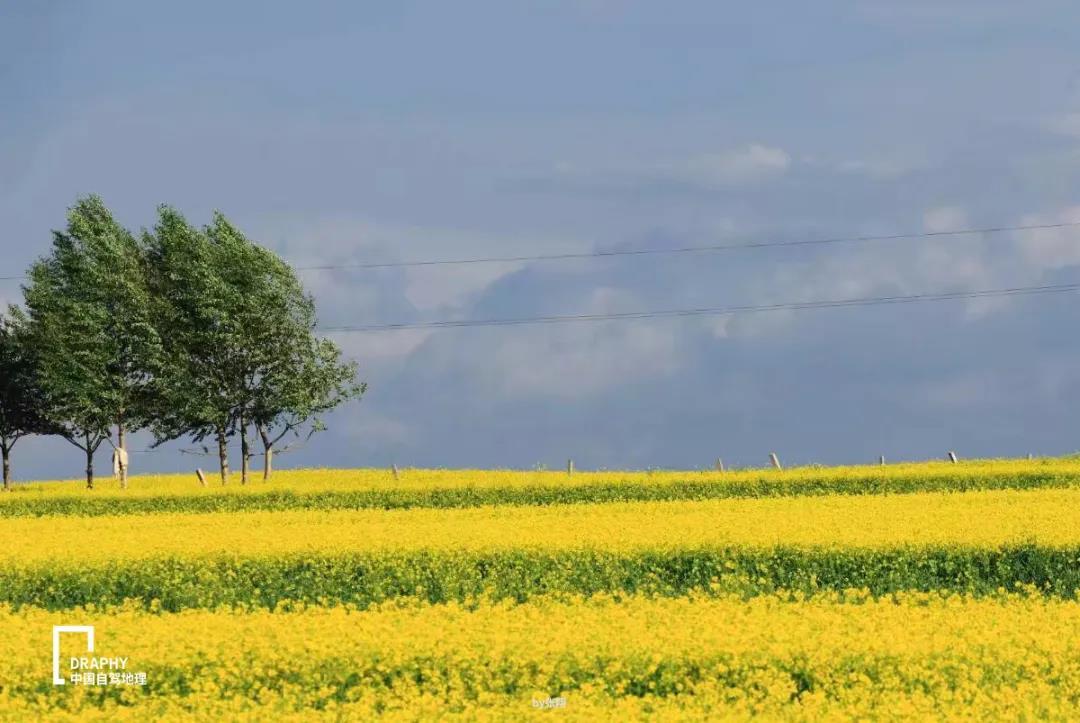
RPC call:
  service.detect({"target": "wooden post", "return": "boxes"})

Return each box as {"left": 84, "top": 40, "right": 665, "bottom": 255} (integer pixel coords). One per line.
{"left": 879, "top": 455, "right": 885, "bottom": 466}
{"left": 567, "top": 459, "right": 574, "bottom": 475}
{"left": 715, "top": 458, "right": 724, "bottom": 472}
{"left": 769, "top": 453, "right": 782, "bottom": 471}
{"left": 117, "top": 422, "right": 128, "bottom": 490}
{"left": 195, "top": 469, "right": 207, "bottom": 487}
{"left": 392, "top": 464, "right": 400, "bottom": 481}
{"left": 947, "top": 451, "right": 958, "bottom": 463}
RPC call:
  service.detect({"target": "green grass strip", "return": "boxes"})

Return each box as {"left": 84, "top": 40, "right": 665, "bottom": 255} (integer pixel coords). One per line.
{"left": 3, "top": 471, "right": 1079, "bottom": 517}
{"left": 4, "top": 544, "right": 1079, "bottom": 610}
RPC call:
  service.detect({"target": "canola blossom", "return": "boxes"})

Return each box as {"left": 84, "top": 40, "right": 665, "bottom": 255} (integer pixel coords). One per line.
{"left": 4, "top": 544, "right": 1080, "bottom": 610}
{"left": 1, "top": 488, "right": 1079, "bottom": 563}
{"left": 2, "top": 593, "right": 1079, "bottom": 721}
{"left": 4, "top": 464, "right": 1080, "bottom": 719}
{"left": 2, "top": 458, "right": 1079, "bottom": 517}
{"left": 2, "top": 488, "right": 1080, "bottom": 609}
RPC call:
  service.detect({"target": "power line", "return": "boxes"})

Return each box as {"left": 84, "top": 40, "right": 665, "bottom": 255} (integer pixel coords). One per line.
{"left": 291, "top": 220, "right": 1080, "bottom": 271}
{"left": 319, "top": 281, "right": 1080, "bottom": 333}
{"left": 1, "top": 220, "right": 1077, "bottom": 282}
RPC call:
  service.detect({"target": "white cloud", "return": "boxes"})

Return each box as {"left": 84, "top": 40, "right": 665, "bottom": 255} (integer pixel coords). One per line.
{"left": 834, "top": 151, "right": 930, "bottom": 181}
{"left": 404, "top": 263, "right": 524, "bottom": 312}
{"left": 490, "top": 322, "right": 680, "bottom": 398}
{"left": 672, "top": 144, "right": 791, "bottom": 187}
{"left": 746, "top": 202, "right": 1080, "bottom": 326}
{"left": 469, "top": 288, "right": 683, "bottom": 398}
{"left": 318, "top": 220, "right": 575, "bottom": 310}
{"left": 1045, "top": 113, "right": 1080, "bottom": 139}
{"left": 251, "top": 214, "right": 585, "bottom": 315}
{"left": 1015, "top": 206, "right": 1080, "bottom": 270}
{"left": 731, "top": 202, "right": 1031, "bottom": 328}
{"left": 923, "top": 206, "right": 969, "bottom": 233}
{"left": 538, "top": 143, "right": 791, "bottom": 193}
{"left": 334, "top": 328, "right": 433, "bottom": 365}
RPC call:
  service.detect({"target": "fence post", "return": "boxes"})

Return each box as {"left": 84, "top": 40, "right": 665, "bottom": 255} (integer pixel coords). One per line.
{"left": 879, "top": 455, "right": 885, "bottom": 466}
{"left": 769, "top": 453, "right": 782, "bottom": 471}
{"left": 947, "top": 451, "right": 958, "bottom": 463}
{"left": 567, "top": 459, "right": 574, "bottom": 475}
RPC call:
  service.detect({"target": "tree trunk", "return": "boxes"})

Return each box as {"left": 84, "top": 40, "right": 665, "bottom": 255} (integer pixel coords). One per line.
{"left": 85, "top": 434, "right": 94, "bottom": 491}
{"left": 258, "top": 425, "right": 273, "bottom": 481}
{"left": 239, "top": 414, "right": 250, "bottom": 485}
{"left": 217, "top": 426, "right": 229, "bottom": 485}
{"left": 117, "top": 421, "right": 128, "bottom": 490}
{"left": 1, "top": 441, "right": 10, "bottom": 492}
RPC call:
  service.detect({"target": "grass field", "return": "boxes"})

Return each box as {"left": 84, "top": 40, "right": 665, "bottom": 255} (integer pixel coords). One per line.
{"left": 2, "top": 460, "right": 1080, "bottom": 720}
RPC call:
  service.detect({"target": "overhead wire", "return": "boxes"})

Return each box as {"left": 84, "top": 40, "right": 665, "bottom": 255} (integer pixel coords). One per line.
{"left": 292, "top": 220, "right": 1080, "bottom": 271}
{"left": 318, "top": 282, "right": 1080, "bottom": 332}
{"left": 1, "top": 220, "right": 1076, "bottom": 281}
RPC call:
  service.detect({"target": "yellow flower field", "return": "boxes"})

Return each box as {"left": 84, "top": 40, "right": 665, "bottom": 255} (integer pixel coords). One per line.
{"left": 3, "top": 457, "right": 1078, "bottom": 500}
{"left": 2, "top": 593, "right": 1079, "bottom": 721}
{"left": 3, "top": 463, "right": 1080, "bottom": 719}
{"left": 1, "top": 487, "right": 1079, "bottom": 563}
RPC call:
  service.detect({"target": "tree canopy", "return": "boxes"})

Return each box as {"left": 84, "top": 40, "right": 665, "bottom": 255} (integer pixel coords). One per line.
{"left": 20, "top": 196, "right": 161, "bottom": 489}
{"left": 6, "top": 196, "right": 363, "bottom": 489}
{"left": 0, "top": 310, "right": 56, "bottom": 490}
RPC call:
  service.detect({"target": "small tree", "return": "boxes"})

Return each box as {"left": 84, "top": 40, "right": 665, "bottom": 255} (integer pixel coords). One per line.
{"left": 205, "top": 212, "right": 361, "bottom": 483}
{"left": 147, "top": 207, "right": 364, "bottom": 483}
{"left": 144, "top": 206, "right": 237, "bottom": 482}
{"left": 252, "top": 334, "right": 364, "bottom": 480}
{"left": 0, "top": 310, "right": 56, "bottom": 490}
{"left": 21, "top": 196, "right": 161, "bottom": 489}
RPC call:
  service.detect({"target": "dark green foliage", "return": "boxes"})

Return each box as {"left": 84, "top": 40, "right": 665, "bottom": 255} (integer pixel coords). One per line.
{"left": 7, "top": 197, "right": 362, "bottom": 488}
{"left": 2, "top": 544, "right": 1078, "bottom": 610}
{"left": 19, "top": 196, "right": 161, "bottom": 488}
{"left": 1, "top": 469, "right": 1076, "bottom": 517}
{"left": 143, "top": 207, "right": 238, "bottom": 482}
{"left": 0, "top": 312, "right": 57, "bottom": 489}
{"left": 144, "top": 208, "right": 362, "bottom": 483}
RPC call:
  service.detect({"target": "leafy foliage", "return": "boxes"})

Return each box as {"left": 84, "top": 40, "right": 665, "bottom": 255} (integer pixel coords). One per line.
{"left": 1, "top": 545, "right": 1079, "bottom": 610}
{"left": 19, "top": 196, "right": 161, "bottom": 488}
{"left": 143, "top": 207, "right": 235, "bottom": 471}
{"left": 145, "top": 208, "right": 362, "bottom": 483}
{"left": 0, "top": 312, "right": 57, "bottom": 488}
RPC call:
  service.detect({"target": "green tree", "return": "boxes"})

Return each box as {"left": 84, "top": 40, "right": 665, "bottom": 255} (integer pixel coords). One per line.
{"left": 20, "top": 196, "right": 161, "bottom": 490}
{"left": 252, "top": 324, "right": 365, "bottom": 480}
{"left": 146, "top": 208, "right": 363, "bottom": 483}
{"left": 0, "top": 310, "right": 57, "bottom": 490}
{"left": 144, "top": 206, "right": 237, "bottom": 482}
{"left": 206, "top": 213, "right": 364, "bottom": 483}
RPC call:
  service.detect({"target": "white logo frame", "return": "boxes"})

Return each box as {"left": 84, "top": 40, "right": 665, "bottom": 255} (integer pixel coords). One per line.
{"left": 52, "top": 625, "right": 94, "bottom": 685}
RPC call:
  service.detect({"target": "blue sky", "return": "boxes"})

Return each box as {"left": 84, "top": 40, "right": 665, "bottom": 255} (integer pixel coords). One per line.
{"left": 3, "top": 1, "right": 1080, "bottom": 478}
